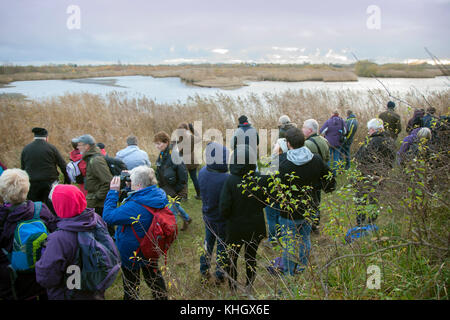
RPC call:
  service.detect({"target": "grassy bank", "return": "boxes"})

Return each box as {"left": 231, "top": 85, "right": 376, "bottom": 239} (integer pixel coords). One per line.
{"left": 0, "top": 89, "right": 448, "bottom": 300}
{"left": 0, "top": 62, "right": 445, "bottom": 90}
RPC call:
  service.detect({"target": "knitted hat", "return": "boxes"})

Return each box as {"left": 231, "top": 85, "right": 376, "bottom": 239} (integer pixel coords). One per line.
{"left": 32, "top": 127, "right": 48, "bottom": 137}
{"left": 51, "top": 184, "right": 87, "bottom": 219}
{"left": 278, "top": 115, "right": 291, "bottom": 126}
{"left": 387, "top": 101, "right": 396, "bottom": 109}
{"left": 238, "top": 115, "right": 248, "bottom": 124}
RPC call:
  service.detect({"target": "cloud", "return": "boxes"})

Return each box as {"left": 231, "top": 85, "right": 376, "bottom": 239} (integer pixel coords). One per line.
{"left": 211, "top": 48, "right": 229, "bottom": 54}
{"left": 272, "top": 47, "right": 300, "bottom": 52}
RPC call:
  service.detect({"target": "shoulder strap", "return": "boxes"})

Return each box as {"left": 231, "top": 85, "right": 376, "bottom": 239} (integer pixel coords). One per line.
{"left": 33, "top": 201, "right": 42, "bottom": 219}
{"left": 309, "top": 137, "right": 324, "bottom": 161}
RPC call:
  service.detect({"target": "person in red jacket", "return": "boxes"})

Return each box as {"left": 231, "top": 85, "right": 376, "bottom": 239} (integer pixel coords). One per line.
{"left": 69, "top": 139, "right": 87, "bottom": 196}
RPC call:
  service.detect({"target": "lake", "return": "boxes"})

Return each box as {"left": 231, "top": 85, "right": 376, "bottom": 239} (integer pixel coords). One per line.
{"left": 0, "top": 75, "right": 449, "bottom": 104}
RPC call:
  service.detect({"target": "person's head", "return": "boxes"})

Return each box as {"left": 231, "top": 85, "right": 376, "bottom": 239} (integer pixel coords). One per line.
{"left": 426, "top": 107, "right": 436, "bottom": 115}
{"left": 285, "top": 127, "right": 305, "bottom": 150}
{"left": 417, "top": 127, "right": 432, "bottom": 141}
{"left": 332, "top": 110, "right": 339, "bottom": 116}
{"left": 50, "top": 184, "right": 87, "bottom": 219}
{"left": 238, "top": 115, "right": 248, "bottom": 125}
{"left": 74, "top": 134, "right": 96, "bottom": 155}
{"left": 0, "top": 169, "right": 30, "bottom": 205}
{"left": 302, "top": 119, "right": 319, "bottom": 138}
{"left": 278, "top": 115, "right": 291, "bottom": 127}
{"left": 205, "top": 142, "right": 229, "bottom": 172}
{"left": 177, "top": 123, "right": 189, "bottom": 131}
{"left": 387, "top": 101, "right": 396, "bottom": 110}
{"left": 32, "top": 127, "right": 48, "bottom": 142}
{"left": 367, "top": 118, "right": 384, "bottom": 135}
{"left": 129, "top": 165, "right": 158, "bottom": 191}
{"left": 71, "top": 138, "right": 78, "bottom": 150}
{"left": 153, "top": 131, "right": 170, "bottom": 152}
{"left": 347, "top": 110, "right": 354, "bottom": 117}
{"left": 126, "top": 136, "right": 138, "bottom": 146}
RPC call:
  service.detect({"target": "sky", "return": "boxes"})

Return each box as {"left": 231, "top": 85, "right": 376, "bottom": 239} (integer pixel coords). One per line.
{"left": 0, "top": 0, "right": 449, "bottom": 65}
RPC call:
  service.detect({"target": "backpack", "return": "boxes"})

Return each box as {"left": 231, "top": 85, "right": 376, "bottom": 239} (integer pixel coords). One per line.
{"left": 130, "top": 204, "right": 178, "bottom": 264}
{"left": 90, "top": 154, "right": 128, "bottom": 176}
{"left": 71, "top": 220, "right": 121, "bottom": 293}
{"left": 3, "top": 202, "right": 48, "bottom": 272}
{"left": 345, "top": 224, "right": 379, "bottom": 244}
{"left": 66, "top": 159, "right": 84, "bottom": 184}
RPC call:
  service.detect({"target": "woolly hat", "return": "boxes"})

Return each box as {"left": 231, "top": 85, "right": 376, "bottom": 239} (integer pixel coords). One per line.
{"left": 32, "top": 127, "right": 48, "bottom": 137}
{"left": 387, "top": 101, "right": 396, "bottom": 109}
{"left": 51, "top": 184, "right": 87, "bottom": 219}
{"left": 278, "top": 115, "right": 291, "bottom": 126}
{"left": 238, "top": 115, "right": 248, "bottom": 124}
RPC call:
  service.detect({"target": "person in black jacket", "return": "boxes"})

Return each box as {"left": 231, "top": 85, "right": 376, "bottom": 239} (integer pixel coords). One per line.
{"left": 219, "top": 144, "right": 267, "bottom": 293}
{"left": 275, "top": 127, "right": 336, "bottom": 276}
{"left": 353, "top": 118, "right": 396, "bottom": 225}
{"left": 21, "top": 127, "right": 69, "bottom": 213}
{"left": 154, "top": 131, "right": 192, "bottom": 231}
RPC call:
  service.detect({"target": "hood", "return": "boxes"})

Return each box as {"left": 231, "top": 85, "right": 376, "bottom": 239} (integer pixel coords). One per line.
{"left": 56, "top": 208, "right": 98, "bottom": 232}
{"left": 1, "top": 200, "right": 35, "bottom": 224}
{"left": 347, "top": 114, "right": 356, "bottom": 119}
{"left": 125, "top": 184, "right": 168, "bottom": 209}
{"left": 205, "top": 142, "right": 229, "bottom": 172}
{"left": 70, "top": 149, "right": 83, "bottom": 162}
{"left": 229, "top": 144, "right": 257, "bottom": 176}
{"left": 286, "top": 146, "right": 314, "bottom": 166}
{"left": 51, "top": 184, "right": 87, "bottom": 219}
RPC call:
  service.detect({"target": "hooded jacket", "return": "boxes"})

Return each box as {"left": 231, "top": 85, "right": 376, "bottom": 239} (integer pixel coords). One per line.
{"left": 103, "top": 185, "right": 169, "bottom": 269}
{"left": 320, "top": 115, "right": 347, "bottom": 148}
{"left": 344, "top": 114, "right": 359, "bottom": 145}
{"left": 0, "top": 201, "right": 57, "bottom": 299}
{"left": 35, "top": 208, "right": 108, "bottom": 300}
{"left": 230, "top": 122, "right": 260, "bottom": 153}
{"left": 277, "top": 147, "right": 336, "bottom": 220}
{"left": 115, "top": 145, "right": 151, "bottom": 170}
{"left": 198, "top": 142, "right": 230, "bottom": 225}
{"left": 219, "top": 145, "right": 267, "bottom": 244}
{"left": 83, "top": 146, "right": 113, "bottom": 208}
{"left": 155, "top": 144, "right": 188, "bottom": 198}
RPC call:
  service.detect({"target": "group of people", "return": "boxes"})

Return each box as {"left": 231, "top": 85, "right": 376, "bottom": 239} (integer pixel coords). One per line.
{"left": 0, "top": 101, "right": 447, "bottom": 300}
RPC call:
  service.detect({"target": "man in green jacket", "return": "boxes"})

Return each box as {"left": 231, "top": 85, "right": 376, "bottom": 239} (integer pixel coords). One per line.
{"left": 302, "top": 119, "right": 331, "bottom": 233}
{"left": 378, "top": 101, "right": 402, "bottom": 141}
{"left": 74, "top": 134, "right": 112, "bottom": 217}
{"left": 302, "top": 119, "right": 330, "bottom": 163}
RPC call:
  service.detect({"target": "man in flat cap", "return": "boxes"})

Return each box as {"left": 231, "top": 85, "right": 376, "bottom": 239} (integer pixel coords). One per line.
{"left": 21, "top": 127, "right": 70, "bottom": 213}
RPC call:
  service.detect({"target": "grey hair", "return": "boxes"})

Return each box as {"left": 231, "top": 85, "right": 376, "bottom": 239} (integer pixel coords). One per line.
{"left": 0, "top": 169, "right": 30, "bottom": 204}
{"left": 417, "top": 127, "right": 432, "bottom": 140}
{"left": 303, "top": 119, "right": 319, "bottom": 134}
{"left": 127, "top": 135, "right": 138, "bottom": 146}
{"left": 130, "top": 165, "right": 157, "bottom": 189}
{"left": 367, "top": 118, "right": 384, "bottom": 131}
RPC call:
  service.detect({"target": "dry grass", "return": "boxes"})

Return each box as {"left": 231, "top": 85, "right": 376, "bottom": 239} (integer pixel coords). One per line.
{"left": 1, "top": 89, "right": 448, "bottom": 168}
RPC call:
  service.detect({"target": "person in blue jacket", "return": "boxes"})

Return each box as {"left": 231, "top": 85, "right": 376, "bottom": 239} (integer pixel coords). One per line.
{"left": 198, "top": 142, "right": 230, "bottom": 284}
{"left": 103, "top": 165, "right": 169, "bottom": 300}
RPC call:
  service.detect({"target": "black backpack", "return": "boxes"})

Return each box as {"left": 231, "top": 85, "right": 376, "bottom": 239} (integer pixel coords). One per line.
{"left": 91, "top": 154, "right": 127, "bottom": 176}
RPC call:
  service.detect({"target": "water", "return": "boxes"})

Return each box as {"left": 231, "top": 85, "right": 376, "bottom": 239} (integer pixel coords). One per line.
{"left": 0, "top": 75, "right": 448, "bottom": 103}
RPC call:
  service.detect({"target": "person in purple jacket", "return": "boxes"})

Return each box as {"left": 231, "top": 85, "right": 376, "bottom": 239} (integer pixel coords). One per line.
{"left": 35, "top": 184, "right": 113, "bottom": 300}
{"left": 198, "top": 142, "right": 230, "bottom": 284}
{"left": 0, "top": 168, "right": 57, "bottom": 300}
{"left": 320, "top": 111, "right": 347, "bottom": 175}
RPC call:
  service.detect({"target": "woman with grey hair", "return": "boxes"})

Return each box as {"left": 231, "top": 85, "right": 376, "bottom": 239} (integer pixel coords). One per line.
{"left": 0, "top": 168, "right": 57, "bottom": 300}
{"left": 103, "top": 165, "right": 169, "bottom": 300}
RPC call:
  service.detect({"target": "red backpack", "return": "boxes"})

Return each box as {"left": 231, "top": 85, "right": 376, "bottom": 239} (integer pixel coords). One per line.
{"left": 130, "top": 204, "right": 178, "bottom": 265}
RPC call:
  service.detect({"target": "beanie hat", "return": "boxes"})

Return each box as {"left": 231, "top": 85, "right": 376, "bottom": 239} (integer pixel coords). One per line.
{"left": 51, "top": 184, "right": 87, "bottom": 219}
{"left": 32, "top": 127, "right": 48, "bottom": 137}
{"left": 278, "top": 115, "right": 291, "bottom": 126}
{"left": 387, "top": 101, "right": 396, "bottom": 109}
{"left": 238, "top": 115, "right": 248, "bottom": 124}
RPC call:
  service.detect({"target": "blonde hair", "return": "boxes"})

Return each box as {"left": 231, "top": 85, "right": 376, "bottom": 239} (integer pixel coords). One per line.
{"left": 0, "top": 169, "right": 30, "bottom": 204}
{"left": 130, "top": 165, "right": 157, "bottom": 189}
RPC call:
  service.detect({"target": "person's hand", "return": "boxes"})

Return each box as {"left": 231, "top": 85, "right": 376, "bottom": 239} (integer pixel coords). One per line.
{"left": 110, "top": 176, "right": 121, "bottom": 191}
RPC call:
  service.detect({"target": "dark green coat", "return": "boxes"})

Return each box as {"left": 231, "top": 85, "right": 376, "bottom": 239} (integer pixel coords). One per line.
{"left": 83, "top": 146, "right": 113, "bottom": 208}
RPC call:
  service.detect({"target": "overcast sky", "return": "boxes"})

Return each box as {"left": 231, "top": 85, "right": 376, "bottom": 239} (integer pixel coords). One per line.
{"left": 0, "top": 0, "right": 449, "bottom": 65}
